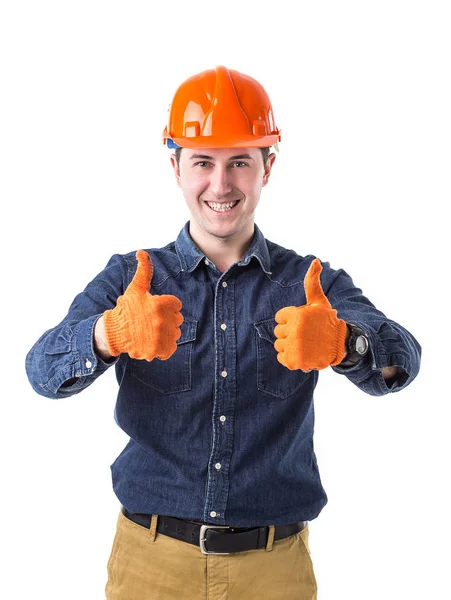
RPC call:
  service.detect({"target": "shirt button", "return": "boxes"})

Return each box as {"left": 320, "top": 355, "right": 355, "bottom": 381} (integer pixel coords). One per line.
{"left": 210, "top": 511, "right": 217, "bottom": 518}
{"left": 215, "top": 462, "right": 222, "bottom": 470}
{"left": 220, "top": 416, "right": 226, "bottom": 423}
{"left": 221, "top": 370, "right": 227, "bottom": 378}
{"left": 85, "top": 359, "right": 92, "bottom": 369}
{"left": 220, "top": 323, "right": 227, "bottom": 330}
{"left": 222, "top": 281, "right": 227, "bottom": 288}
{"left": 204, "top": 258, "right": 209, "bottom": 265}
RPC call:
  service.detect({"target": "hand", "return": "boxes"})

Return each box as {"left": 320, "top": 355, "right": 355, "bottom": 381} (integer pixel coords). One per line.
{"left": 103, "top": 250, "right": 183, "bottom": 361}
{"left": 274, "top": 258, "right": 347, "bottom": 371}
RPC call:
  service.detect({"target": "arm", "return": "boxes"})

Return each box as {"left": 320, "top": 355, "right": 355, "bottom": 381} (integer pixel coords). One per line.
{"left": 321, "top": 261, "right": 421, "bottom": 396}
{"left": 274, "top": 258, "right": 418, "bottom": 394}
{"left": 25, "top": 254, "right": 126, "bottom": 399}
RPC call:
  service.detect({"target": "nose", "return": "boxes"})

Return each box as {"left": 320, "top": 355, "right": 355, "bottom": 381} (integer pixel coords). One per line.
{"left": 209, "top": 165, "right": 233, "bottom": 197}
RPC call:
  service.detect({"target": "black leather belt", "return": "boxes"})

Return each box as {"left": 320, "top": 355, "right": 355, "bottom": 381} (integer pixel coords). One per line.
{"left": 121, "top": 506, "right": 308, "bottom": 554}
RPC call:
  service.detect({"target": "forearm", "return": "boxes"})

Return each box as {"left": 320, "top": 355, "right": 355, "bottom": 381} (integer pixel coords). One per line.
{"left": 26, "top": 253, "right": 127, "bottom": 398}
{"left": 342, "top": 323, "right": 400, "bottom": 382}
{"left": 320, "top": 261, "right": 421, "bottom": 395}
{"left": 26, "top": 315, "right": 115, "bottom": 398}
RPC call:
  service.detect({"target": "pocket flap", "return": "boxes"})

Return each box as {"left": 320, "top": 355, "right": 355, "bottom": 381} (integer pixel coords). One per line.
{"left": 254, "top": 319, "right": 277, "bottom": 344}
{"left": 177, "top": 317, "right": 198, "bottom": 345}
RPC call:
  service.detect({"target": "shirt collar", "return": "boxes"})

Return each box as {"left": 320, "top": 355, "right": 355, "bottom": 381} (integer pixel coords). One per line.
{"left": 175, "top": 221, "right": 272, "bottom": 274}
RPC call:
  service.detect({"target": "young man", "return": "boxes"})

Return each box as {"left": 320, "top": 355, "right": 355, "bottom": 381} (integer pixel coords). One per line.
{"left": 26, "top": 66, "right": 421, "bottom": 599}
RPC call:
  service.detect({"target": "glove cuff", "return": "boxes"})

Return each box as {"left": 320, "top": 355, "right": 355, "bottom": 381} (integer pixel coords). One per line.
{"left": 331, "top": 318, "right": 348, "bottom": 366}
{"left": 103, "top": 306, "right": 128, "bottom": 357}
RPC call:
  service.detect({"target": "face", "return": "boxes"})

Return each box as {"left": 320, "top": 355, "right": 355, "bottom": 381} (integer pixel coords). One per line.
{"left": 170, "top": 147, "right": 276, "bottom": 241}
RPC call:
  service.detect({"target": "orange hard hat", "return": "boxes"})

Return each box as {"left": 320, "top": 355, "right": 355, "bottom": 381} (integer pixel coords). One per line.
{"left": 162, "top": 65, "right": 281, "bottom": 149}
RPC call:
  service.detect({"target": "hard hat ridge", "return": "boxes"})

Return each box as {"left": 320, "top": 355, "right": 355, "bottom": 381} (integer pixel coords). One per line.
{"left": 162, "top": 65, "right": 281, "bottom": 149}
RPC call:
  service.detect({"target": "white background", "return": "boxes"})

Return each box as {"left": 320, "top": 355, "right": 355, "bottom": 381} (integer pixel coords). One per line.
{"left": 1, "top": 1, "right": 450, "bottom": 598}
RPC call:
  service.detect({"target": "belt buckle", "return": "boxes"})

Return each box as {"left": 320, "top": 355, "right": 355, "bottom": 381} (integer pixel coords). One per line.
{"left": 199, "top": 525, "right": 230, "bottom": 555}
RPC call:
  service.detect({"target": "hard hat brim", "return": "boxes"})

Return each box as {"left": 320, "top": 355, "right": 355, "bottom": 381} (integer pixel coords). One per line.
{"left": 164, "top": 133, "right": 281, "bottom": 149}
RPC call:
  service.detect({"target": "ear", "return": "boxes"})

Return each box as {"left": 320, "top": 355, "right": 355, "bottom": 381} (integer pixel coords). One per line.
{"left": 169, "top": 154, "right": 181, "bottom": 188}
{"left": 262, "top": 152, "right": 276, "bottom": 187}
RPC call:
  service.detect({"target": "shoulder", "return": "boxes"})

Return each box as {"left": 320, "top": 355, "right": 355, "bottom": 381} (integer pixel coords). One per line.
{"left": 120, "top": 240, "right": 181, "bottom": 287}
{"left": 264, "top": 237, "right": 346, "bottom": 289}
{"left": 264, "top": 237, "right": 317, "bottom": 285}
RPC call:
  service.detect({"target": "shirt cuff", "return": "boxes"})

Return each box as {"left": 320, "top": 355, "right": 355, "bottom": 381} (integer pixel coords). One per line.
{"left": 45, "top": 315, "right": 118, "bottom": 395}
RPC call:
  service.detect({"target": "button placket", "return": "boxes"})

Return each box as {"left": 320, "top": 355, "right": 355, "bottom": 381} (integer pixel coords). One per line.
{"left": 203, "top": 274, "right": 236, "bottom": 524}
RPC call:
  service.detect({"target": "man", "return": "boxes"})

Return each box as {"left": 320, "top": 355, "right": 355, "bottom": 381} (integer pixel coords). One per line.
{"left": 26, "top": 65, "right": 421, "bottom": 599}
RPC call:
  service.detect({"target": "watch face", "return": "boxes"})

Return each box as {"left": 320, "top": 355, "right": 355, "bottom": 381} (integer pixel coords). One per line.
{"left": 356, "top": 335, "right": 369, "bottom": 355}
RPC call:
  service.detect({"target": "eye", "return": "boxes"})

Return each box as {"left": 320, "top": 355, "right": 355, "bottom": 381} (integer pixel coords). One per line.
{"left": 193, "top": 160, "right": 249, "bottom": 169}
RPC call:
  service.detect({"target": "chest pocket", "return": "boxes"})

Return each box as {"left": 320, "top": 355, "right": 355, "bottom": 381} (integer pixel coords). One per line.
{"left": 254, "top": 318, "right": 310, "bottom": 399}
{"left": 128, "top": 317, "right": 198, "bottom": 395}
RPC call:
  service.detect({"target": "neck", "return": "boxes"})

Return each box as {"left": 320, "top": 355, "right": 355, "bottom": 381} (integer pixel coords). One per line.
{"left": 189, "top": 220, "right": 255, "bottom": 272}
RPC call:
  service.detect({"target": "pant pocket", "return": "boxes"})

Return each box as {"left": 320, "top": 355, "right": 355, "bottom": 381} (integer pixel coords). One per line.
{"left": 298, "top": 523, "right": 312, "bottom": 554}
{"left": 297, "top": 525, "right": 318, "bottom": 595}
{"left": 105, "top": 514, "right": 124, "bottom": 597}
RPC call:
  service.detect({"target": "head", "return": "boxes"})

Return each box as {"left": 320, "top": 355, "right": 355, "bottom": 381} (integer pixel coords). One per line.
{"left": 170, "top": 146, "right": 276, "bottom": 241}
{"left": 163, "top": 65, "right": 280, "bottom": 243}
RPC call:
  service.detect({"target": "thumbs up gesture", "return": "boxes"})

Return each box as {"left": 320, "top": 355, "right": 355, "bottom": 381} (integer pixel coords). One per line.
{"left": 103, "top": 250, "right": 183, "bottom": 361}
{"left": 274, "top": 259, "right": 347, "bottom": 371}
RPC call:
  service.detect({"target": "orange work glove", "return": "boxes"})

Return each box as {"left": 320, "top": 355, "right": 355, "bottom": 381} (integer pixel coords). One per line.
{"left": 274, "top": 258, "right": 347, "bottom": 371}
{"left": 103, "top": 250, "right": 183, "bottom": 361}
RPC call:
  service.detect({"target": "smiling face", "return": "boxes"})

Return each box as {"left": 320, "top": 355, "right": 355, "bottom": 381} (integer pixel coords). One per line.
{"left": 170, "top": 147, "right": 276, "bottom": 243}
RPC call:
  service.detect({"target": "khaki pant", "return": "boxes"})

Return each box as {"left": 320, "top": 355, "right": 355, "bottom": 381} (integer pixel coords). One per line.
{"left": 105, "top": 510, "right": 318, "bottom": 599}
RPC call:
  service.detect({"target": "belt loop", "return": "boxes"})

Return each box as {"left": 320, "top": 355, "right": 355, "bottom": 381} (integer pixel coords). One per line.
{"left": 148, "top": 514, "right": 158, "bottom": 543}
{"left": 265, "top": 525, "right": 275, "bottom": 552}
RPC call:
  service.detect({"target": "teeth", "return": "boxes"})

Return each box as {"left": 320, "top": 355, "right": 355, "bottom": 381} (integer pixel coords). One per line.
{"left": 207, "top": 201, "right": 238, "bottom": 211}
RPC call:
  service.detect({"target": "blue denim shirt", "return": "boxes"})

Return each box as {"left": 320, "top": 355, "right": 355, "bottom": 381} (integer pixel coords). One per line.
{"left": 26, "top": 221, "right": 421, "bottom": 526}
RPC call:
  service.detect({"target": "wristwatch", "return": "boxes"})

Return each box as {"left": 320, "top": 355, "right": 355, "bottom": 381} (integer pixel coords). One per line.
{"left": 337, "top": 323, "right": 369, "bottom": 368}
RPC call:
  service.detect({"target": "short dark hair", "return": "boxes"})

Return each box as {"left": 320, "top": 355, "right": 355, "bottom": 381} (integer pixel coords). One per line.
{"left": 174, "top": 146, "right": 271, "bottom": 167}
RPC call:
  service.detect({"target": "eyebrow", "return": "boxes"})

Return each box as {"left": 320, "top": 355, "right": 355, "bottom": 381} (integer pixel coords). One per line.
{"left": 189, "top": 153, "right": 254, "bottom": 161}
